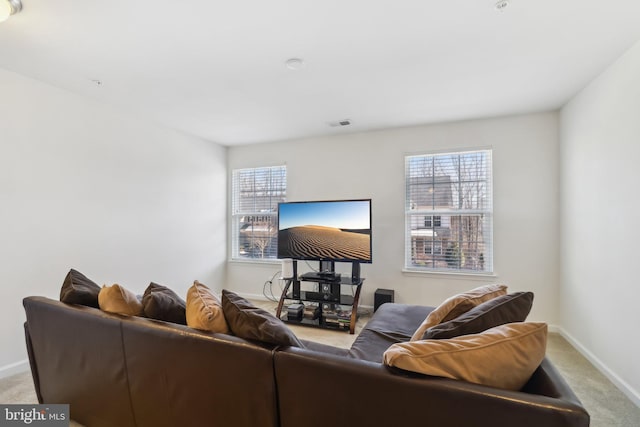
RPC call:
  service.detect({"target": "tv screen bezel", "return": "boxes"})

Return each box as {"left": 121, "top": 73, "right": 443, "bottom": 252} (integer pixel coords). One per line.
{"left": 277, "top": 198, "right": 372, "bottom": 264}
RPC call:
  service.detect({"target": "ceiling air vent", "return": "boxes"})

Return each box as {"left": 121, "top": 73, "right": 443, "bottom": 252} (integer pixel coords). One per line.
{"left": 495, "top": 0, "right": 509, "bottom": 11}
{"left": 328, "top": 119, "right": 352, "bottom": 127}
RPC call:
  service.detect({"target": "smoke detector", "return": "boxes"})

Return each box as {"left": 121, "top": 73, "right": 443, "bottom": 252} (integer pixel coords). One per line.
{"left": 328, "top": 119, "right": 352, "bottom": 127}
{"left": 285, "top": 58, "right": 305, "bottom": 70}
{"left": 495, "top": 0, "right": 509, "bottom": 10}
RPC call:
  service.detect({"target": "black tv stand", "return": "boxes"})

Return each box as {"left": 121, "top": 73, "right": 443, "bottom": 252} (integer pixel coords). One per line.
{"left": 301, "top": 271, "right": 341, "bottom": 282}
{"left": 318, "top": 270, "right": 337, "bottom": 277}
{"left": 276, "top": 260, "right": 364, "bottom": 334}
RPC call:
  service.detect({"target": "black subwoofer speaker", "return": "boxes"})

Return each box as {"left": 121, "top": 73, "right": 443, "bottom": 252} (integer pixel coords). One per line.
{"left": 374, "top": 288, "right": 394, "bottom": 312}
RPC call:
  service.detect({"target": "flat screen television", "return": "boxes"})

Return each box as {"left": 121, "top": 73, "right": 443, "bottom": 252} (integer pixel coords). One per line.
{"left": 277, "top": 199, "right": 372, "bottom": 264}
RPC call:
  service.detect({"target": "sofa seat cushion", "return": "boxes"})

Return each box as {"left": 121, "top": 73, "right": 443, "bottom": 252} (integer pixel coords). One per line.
{"left": 300, "top": 340, "right": 350, "bottom": 357}
{"left": 348, "top": 303, "right": 433, "bottom": 363}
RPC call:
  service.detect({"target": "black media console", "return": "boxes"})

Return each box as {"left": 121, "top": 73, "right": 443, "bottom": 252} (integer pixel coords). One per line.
{"left": 276, "top": 260, "right": 363, "bottom": 334}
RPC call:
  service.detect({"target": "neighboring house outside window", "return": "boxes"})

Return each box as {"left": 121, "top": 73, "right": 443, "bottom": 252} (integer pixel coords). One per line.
{"left": 231, "top": 166, "right": 286, "bottom": 261}
{"left": 405, "top": 150, "right": 493, "bottom": 273}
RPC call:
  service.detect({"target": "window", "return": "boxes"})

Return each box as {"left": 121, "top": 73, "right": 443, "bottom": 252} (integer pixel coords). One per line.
{"left": 231, "top": 166, "right": 286, "bottom": 261}
{"left": 405, "top": 149, "right": 492, "bottom": 273}
{"left": 424, "top": 215, "right": 442, "bottom": 228}
{"left": 422, "top": 239, "right": 442, "bottom": 255}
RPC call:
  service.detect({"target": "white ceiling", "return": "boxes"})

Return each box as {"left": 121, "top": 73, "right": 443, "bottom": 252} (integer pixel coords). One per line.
{"left": 1, "top": 1, "right": 640, "bottom": 146}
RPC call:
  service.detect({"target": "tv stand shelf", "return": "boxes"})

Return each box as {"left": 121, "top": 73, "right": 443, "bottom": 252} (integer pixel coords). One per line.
{"left": 276, "top": 261, "right": 363, "bottom": 334}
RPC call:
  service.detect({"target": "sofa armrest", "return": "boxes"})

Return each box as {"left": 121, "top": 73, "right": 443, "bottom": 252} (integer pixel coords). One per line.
{"left": 522, "top": 358, "right": 585, "bottom": 406}
{"left": 274, "top": 348, "right": 589, "bottom": 427}
{"left": 23, "top": 323, "right": 43, "bottom": 404}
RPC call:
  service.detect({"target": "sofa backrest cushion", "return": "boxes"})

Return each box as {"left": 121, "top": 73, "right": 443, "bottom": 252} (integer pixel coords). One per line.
{"left": 23, "top": 296, "right": 280, "bottom": 427}
{"left": 59, "top": 269, "right": 101, "bottom": 308}
{"left": 23, "top": 297, "right": 137, "bottom": 427}
{"left": 185, "top": 281, "right": 229, "bottom": 332}
{"left": 222, "top": 289, "right": 303, "bottom": 348}
{"left": 423, "top": 292, "right": 534, "bottom": 340}
{"left": 122, "top": 316, "right": 279, "bottom": 427}
{"left": 385, "top": 322, "right": 547, "bottom": 391}
{"left": 275, "top": 345, "right": 588, "bottom": 427}
{"left": 410, "top": 284, "right": 508, "bottom": 341}
{"left": 142, "top": 282, "right": 187, "bottom": 325}
{"left": 98, "top": 284, "right": 144, "bottom": 316}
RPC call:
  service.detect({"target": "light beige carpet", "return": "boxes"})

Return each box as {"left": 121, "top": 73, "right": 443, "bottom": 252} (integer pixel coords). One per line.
{"left": 544, "top": 333, "right": 640, "bottom": 427}
{"left": 2, "top": 301, "right": 639, "bottom": 427}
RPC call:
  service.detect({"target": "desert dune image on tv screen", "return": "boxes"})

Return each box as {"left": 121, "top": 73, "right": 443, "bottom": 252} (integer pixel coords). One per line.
{"left": 278, "top": 200, "right": 371, "bottom": 262}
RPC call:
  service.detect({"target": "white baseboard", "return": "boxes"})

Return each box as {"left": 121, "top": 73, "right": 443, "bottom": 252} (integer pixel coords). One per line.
{"left": 236, "top": 292, "right": 276, "bottom": 302}
{"left": 548, "top": 324, "right": 562, "bottom": 334}
{"left": 556, "top": 326, "right": 640, "bottom": 408}
{"left": 236, "top": 292, "right": 375, "bottom": 311}
{"left": 0, "top": 359, "right": 29, "bottom": 379}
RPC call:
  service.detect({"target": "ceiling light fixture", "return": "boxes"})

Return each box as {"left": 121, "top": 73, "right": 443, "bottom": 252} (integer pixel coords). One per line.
{"left": 285, "top": 58, "right": 305, "bottom": 71}
{"left": 0, "top": 0, "right": 22, "bottom": 22}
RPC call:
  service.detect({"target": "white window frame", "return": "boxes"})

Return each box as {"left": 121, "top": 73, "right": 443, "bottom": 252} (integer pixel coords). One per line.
{"left": 231, "top": 165, "right": 286, "bottom": 262}
{"left": 405, "top": 149, "right": 493, "bottom": 274}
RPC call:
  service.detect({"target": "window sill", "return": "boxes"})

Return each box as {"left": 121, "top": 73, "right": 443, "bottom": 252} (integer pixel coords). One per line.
{"left": 402, "top": 268, "right": 497, "bottom": 280}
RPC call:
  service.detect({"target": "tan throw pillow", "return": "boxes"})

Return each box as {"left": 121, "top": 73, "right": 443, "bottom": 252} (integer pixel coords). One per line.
{"left": 410, "top": 284, "right": 507, "bottom": 341}
{"left": 98, "top": 284, "right": 144, "bottom": 316}
{"left": 384, "top": 322, "right": 547, "bottom": 391}
{"left": 186, "top": 281, "right": 229, "bottom": 333}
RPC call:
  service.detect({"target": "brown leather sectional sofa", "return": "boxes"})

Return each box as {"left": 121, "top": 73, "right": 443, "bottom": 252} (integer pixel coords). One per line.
{"left": 23, "top": 296, "right": 589, "bottom": 427}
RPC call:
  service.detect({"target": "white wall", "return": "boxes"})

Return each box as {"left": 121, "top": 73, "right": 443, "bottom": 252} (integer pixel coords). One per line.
{"left": 227, "top": 112, "right": 560, "bottom": 325}
{"left": 560, "top": 40, "right": 640, "bottom": 405}
{"left": 0, "top": 68, "right": 227, "bottom": 376}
